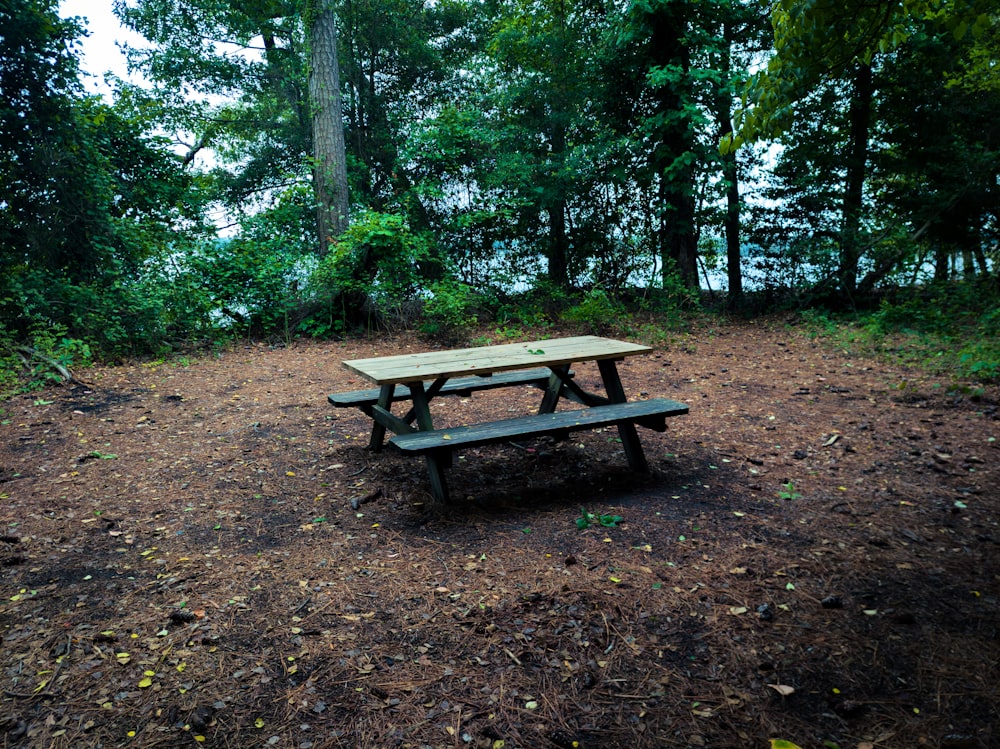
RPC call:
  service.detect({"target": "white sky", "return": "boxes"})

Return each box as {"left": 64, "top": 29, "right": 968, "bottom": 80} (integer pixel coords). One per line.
{"left": 58, "top": 1, "right": 147, "bottom": 96}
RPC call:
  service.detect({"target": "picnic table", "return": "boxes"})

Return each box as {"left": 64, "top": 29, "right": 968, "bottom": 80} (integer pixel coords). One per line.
{"left": 328, "top": 335, "right": 687, "bottom": 508}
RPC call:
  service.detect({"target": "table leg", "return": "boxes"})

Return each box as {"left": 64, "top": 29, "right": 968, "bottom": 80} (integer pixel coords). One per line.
{"left": 369, "top": 384, "right": 396, "bottom": 451}
{"left": 407, "top": 381, "right": 451, "bottom": 507}
{"left": 400, "top": 377, "right": 448, "bottom": 425}
{"left": 597, "top": 359, "right": 649, "bottom": 473}
{"left": 425, "top": 449, "right": 451, "bottom": 508}
{"left": 407, "top": 380, "right": 434, "bottom": 431}
{"left": 538, "top": 365, "right": 569, "bottom": 414}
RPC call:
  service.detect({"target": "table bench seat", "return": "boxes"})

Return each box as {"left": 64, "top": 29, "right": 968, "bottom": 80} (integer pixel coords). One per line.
{"left": 389, "top": 398, "right": 687, "bottom": 507}
{"left": 390, "top": 398, "right": 687, "bottom": 454}
{"left": 328, "top": 367, "right": 564, "bottom": 409}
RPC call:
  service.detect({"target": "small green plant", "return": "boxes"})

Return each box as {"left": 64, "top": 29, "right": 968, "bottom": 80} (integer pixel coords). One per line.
{"left": 576, "top": 508, "right": 624, "bottom": 529}
{"left": 561, "top": 288, "right": 627, "bottom": 334}
{"left": 778, "top": 481, "right": 802, "bottom": 500}
{"left": 420, "top": 279, "right": 482, "bottom": 339}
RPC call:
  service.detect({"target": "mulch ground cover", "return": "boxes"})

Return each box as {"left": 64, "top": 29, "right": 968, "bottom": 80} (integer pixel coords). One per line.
{"left": 1, "top": 317, "right": 997, "bottom": 749}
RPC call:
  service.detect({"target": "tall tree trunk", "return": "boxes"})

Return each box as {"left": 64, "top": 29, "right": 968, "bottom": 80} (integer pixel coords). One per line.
{"left": 933, "top": 244, "right": 949, "bottom": 281}
{"left": 650, "top": 2, "right": 698, "bottom": 290}
{"left": 715, "top": 22, "right": 742, "bottom": 299}
{"left": 840, "top": 62, "right": 873, "bottom": 297}
{"left": 547, "top": 120, "right": 569, "bottom": 287}
{"left": 309, "top": 0, "right": 350, "bottom": 257}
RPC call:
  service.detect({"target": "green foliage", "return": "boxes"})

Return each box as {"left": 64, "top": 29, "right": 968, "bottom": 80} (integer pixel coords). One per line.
{"left": 561, "top": 288, "right": 628, "bottom": 334}
{"left": 0, "top": 320, "right": 92, "bottom": 398}
{"left": 802, "top": 281, "right": 1000, "bottom": 384}
{"left": 310, "top": 211, "right": 437, "bottom": 333}
{"left": 735, "top": 0, "right": 982, "bottom": 146}
{"left": 778, "top": 482, "right": 802, "bottom": 500}
{"left": 576, "top": 509, "right": 624, "bottom": 529}
{"left": 420, "top": 280, "right": 485, "bottom": 340}
{"left": 863, "top": 282, "right": 1000, "bottom": 382}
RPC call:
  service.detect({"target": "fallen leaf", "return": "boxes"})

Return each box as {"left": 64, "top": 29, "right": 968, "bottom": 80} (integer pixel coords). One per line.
{"left": 767, "top": 684, "right": 795, "bottom": 696}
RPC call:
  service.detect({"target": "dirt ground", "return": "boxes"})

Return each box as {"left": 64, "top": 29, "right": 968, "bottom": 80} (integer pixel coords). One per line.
{"left": 0, "top": 317, "right": 997, "bottom": 749}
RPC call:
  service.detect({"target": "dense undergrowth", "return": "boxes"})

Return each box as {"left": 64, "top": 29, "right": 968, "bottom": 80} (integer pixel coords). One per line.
{"left": 2, "top": 276, "right": 998, "bottom": 401}
{"left": 799, "top": 279, "right": 1000, "bottom": 385}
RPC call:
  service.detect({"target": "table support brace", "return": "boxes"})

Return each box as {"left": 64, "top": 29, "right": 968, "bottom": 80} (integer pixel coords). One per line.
{"left": 598, "top": 359, "right": 649, "bottom": 473}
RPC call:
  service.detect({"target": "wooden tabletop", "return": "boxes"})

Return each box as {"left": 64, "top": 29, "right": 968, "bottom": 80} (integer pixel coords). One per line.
{"left": 343, "top": 336, "right": 653, "bottom": 385}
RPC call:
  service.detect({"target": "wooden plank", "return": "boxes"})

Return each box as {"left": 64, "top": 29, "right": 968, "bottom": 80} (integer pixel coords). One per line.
{"left": 369, "top": 384, "right": 394, "bottom": 451}
{"left": 371, "top": 405, "right": 415, "bottom": 436}
{"left": 328, "top": 368, "right": 562, "bottom": 408}
{"left": 343, "top": 336, "right": 651, "bottom": 385}
{"left": 598, "top": 358, "right": 646, "bottom": 472}
{"left": 389, "top": 399, "right": 688, "bottom": 454}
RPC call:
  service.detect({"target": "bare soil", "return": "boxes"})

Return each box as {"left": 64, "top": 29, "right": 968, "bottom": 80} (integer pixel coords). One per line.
{"left": 1, "top": 317, "right": 997, "bottom": 749}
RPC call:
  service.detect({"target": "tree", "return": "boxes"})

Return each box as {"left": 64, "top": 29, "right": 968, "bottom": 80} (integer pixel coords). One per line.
{"left": 2, "top": 0, "right": 207, "bottom": 356}
{"left": 483, "top": 0, "right": 608, "bottom": 287}
{"left": 611, "top": 0, "right": 702, "bottom": 289}
{"left": 1, "top": 0, "right": 101, "bottom": 279}
{"left": 117, "top": 0, "right": 351, "bottom": 251}
{"left": 704, "top": 0, "right": 770, "bottom": 299}
{"left": 338, "top": 0, "right": 470, "bottom": 221}
{"left": 404, "top": 0, "right": 628, "bottom": 291}
{"left": 308, "top": 0, "right": 350, "bottom": 255}
{"left": 866, "top": 19, "right": 1000, "bottom": 289}
{"left": 733, "top": 0, "right": 998, "bottom": 146}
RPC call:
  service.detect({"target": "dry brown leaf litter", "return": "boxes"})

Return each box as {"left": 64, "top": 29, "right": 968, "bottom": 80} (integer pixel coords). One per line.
{"left": 0, "top": 318, "right": 997, "bottom": 749}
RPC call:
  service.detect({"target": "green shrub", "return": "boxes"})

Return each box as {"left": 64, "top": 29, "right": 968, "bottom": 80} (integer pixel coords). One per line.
{"left": 309, "top": 211, "right": 437, "bottom": 333}
{"left": 561, "top": 288, "right": 627, "bottom": 334}
{"left": 0, "top": 319, "right": 93, "bottom": 397}
{"left": 420, "top": 279, "right": 483, "bottom": 340}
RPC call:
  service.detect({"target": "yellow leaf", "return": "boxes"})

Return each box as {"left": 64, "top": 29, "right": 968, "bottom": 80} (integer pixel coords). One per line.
{"left": 194, "top": 736, "right": 206, "bottom": 743}
{"left": 286, "top": 471, "right": 295, "bottom": 476}
{"left": 254, "top": 718, "right": 265, "bottom": 729}
{"left": 769, "top": 741, "right": 802, "bottom": 749}
{"left": 442, "top": 434, "right": 452, "bottom": 440}
{"left": 138, "top": 677, "right": 152, "bottom": 688}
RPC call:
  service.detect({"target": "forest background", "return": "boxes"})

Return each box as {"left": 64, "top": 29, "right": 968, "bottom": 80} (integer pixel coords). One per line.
{"left": 1, "top": 0, "right": 999, "bottom": 395}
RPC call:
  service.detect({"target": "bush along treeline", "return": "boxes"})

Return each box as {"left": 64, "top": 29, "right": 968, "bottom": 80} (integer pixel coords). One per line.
{"left": 2, "top": 0, "right": 998, "bottom": 396}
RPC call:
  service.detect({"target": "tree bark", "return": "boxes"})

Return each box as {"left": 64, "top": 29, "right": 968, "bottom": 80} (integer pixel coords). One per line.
{"left": 840, "top": 62, "right": 873, "bottom": 296}
{"left": 547, "top": 120, "right": 569, "bottom": 287}
{"left": 308, "top": 0, "right": 350, "bottom": 256}
{"left": 715, "top": 22, "right": 742, "bottom": 299}
{"left": 649, "top": 3, "right": 698, "bottom": 290}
